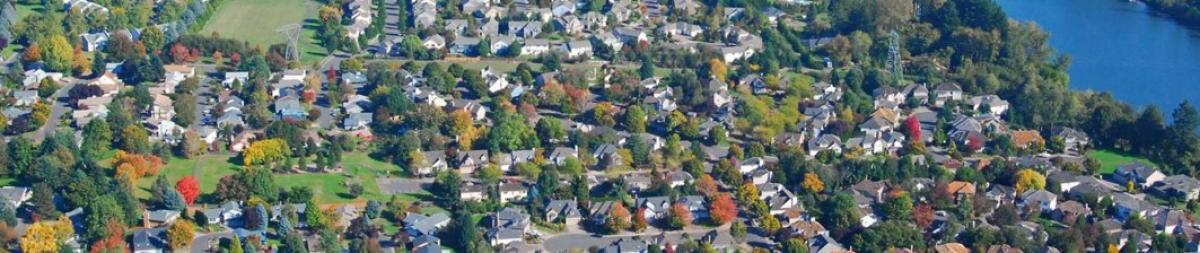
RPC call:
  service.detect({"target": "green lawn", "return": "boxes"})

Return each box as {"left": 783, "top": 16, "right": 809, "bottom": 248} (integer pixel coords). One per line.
{"left": 15, "top": 2, "right": 56, "bottom": 19}
{"left": 199, "top": 0, "right": 325, "bottom": 63}
{"left": 1087, "top": 149, "right": 1154, "bottom": 175}
{"left": 136, "top": 151, "right": 428, "bottom": 205}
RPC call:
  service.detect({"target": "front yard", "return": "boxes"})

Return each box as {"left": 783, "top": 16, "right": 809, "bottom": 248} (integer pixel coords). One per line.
{"left": 1087, "top": 149, "right": 1155, "bottom": 175}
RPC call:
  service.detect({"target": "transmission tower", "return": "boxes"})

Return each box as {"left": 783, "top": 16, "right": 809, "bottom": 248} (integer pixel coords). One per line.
{"left": 888, "top": 30, "right": 903, "bottom": 85}
{"left": 277, "top": 24, "right": 303, "bottom": 62}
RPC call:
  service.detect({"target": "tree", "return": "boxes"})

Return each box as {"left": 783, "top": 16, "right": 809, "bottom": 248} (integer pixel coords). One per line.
{"left": 605, "top": 202, "right": 631, "bottom": 233}
{"left": 697, "top": 174, "right": 718, "bottom": 196}
{"left": 82, "top": 196, "right": 125, "bottom": 241}
{"left": 242, "top": 139, "right": 290, "bottom": 166}
{"left": 624, "top": 105, "right": 647, "bottom": 133}
{"left": 487, "top": 111, "right": 539, "bottom": 152}
{"left": 668, "top": 202, "right": 692, "bottom": 229}
{"left": 708, "top": 193, "right": 737, "bottom": 225}
{"left": 174, "top": 93, "right": 198, "bottom": 126}
{"left": 113, "top": 150, "right": 164, "bottom": 185}
{"left": 821, "top": 194, "right": 862, "bottom": 230}
{"left": 167, "top": 220, "right": 195, "bottom": 250}
{"left": 782, "top": 238, "right": 809, "bottom": 253}
{"left": 1015, "top": 169, "right": 1046, "bottom": 193}
{"left": 119, "top": 125, "right": 150, "bottom": 153}
{"left": 801, "top": 172, "right": 825, "bottom": 193}
{"left": 882, "top": 190, "right": 913, "bottom": 220}
{"left": 89, "top": 220, "right": 129, "bottom": 253}
{"left": 707, "top": 59, "right": 727, "bottom": 82}
{"left": 72, "top": 45, "right": 90, "bottom": 75}
{"left": 163, "top": 189, "right": 187, "bottom": 211}
{"left": 176, "top": 176, "right": 200, "bottom": 205}
{"left": 20, "top": 217, "right": 73, "bottom": 253}
{"left": 0, "top": 201, "right": 15, "bottom": 226}
{"left": 40, "top": 35, "right": 74, "bottom": 72}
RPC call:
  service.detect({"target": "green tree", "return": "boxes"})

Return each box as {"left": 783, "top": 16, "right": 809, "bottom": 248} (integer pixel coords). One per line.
{"left": 624, "top": 105, "right": 646, "bottom": 133}
{"left": 40, "top": 35, "right": 74, "bottom": 72}
{"left": 173, "top": 93, "right": 197, "bottom": 127}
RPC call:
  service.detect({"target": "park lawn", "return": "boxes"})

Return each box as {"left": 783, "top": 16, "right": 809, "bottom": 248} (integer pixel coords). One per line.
{"left": 135, "top": 154, "right": 241, "bottom": 199}
{"left": 200, "top": 0, "right": 323, "bottom": 62}
{"left": 15, "top": 2, "right": 56, "bottom": 19}
{"left": 1088, "top": 149, "right": 1154, "bottom": 175}
{"left": 131, "top": 151, "right": 431, "bottom": 205}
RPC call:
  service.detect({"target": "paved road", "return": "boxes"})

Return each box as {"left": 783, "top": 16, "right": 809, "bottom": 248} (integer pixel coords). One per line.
{"left": 32, "top": 81, "right": 76, "bottom": 142}
{"left": 191, "top": 230, "right": 234, "bottom": 253}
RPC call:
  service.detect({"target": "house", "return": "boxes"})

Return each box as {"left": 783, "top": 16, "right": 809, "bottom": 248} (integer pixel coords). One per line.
{"left": 1010, "top": 130, "right": 1044, "bottom": 149}
{"left": 1151, "top": 175, "right": 1200, "bottom": 201}
{"left": 1053, "top": 200, "right": 1091, "bottom": 222}
{"left": 497, "top": 149, "right": 537, "bottom": 172}
{"left": 548, "top": 147, "right": 578, "bottom": 165}
{"left": 461, "top": 184, "right": 486, "bottom": 201}
{"left": 1020, "top": 190, "right": 1057, "bottom": 213}
{"left": 498, "top": 182, "right": 528, "bottom": 203}
{"left": 613, "top": 26, "right": 648, "bottom": 43}
{"left": 403, "top": 212, "right": 452, "bottom": 236}
{"left": 421, "top": 34, "right": 445, "bottom": 50}
{"left": 81, "top": 32, "right": 109, "bottom": 51}
{"left": 1111, "top": 162, "right": 1166, "bottom": 189}
{"left": 636, "top": 196, "right": 672, "bottom": 223}
{"left": 456, "top": 150, "right": 489, "bottom": 173}
{"left": 163, "top": 64, "right": 195, "bottom": 82}
{"left": 342, "top": 112, "right": 373, "bottom": 130}
{"left": 588, "top": 201, "right": 622, "bottom": 225}
{"left": 934, "top": 243, "right": 970, "bottom": 253}
{"left": 720, "top": 46, "right": 754, "bottom": 63}
{"left": 678, "top": 195, "right": 707, "bottom": 219}
{"left": 201, "top": 202, "right": 242, "bottom": 225}
{"left": 563, "top": 40, "right": 593, "bottom": 58}
{"left": 415, "top": 151, "right": 449, "bottom": 176}
{"left": 665, "top": 171, "right": 693, "bottom": 187}
{"left": 544, "top": 199, "right": 582, "bottom": 224}
{"left": 487, "top": 207, "right": 531, "bottom": 246}
{"left": 450, "top": 37, "right": 481, "bottom": 55}
{"left": 807, "top": 134, "right": 842, "bottom": 157}
{"left": 0, "top": 187, "right": 31, "bottom": 207}
{"left": 1153, "top": 208, "right": 1191, "bottom": 234}
{"left": 22, "top": 69, "right": 64, "bottom": 89}
{"left": 273, "top": 96, "right": 308, "bottom": 120}
{"left": 969, "top": 95, "right": 1010, "bottom": 115}
{"left": 131, "top": 228, "right": 166, "bottom": 253}
{"left": 1112, "top": 193, "right": 1158, "bottom": 221}
{"left": 12, "top": 90, "right": 38, "bottom": 106}
{"left": 90, "top": 72, "right": 124, "bottom": 97}
{"left": 223, "top": 71, "right": 250, "bottom": 87}
{"left": 522, "top": 39, "right": 552, "bottom": 56}
{"left": 943, "top": 181, "right": 977, "bottom": 202}
{"left": 1052, "top": 127, "right": 1090, "bottom": 152}
{"left": 933, "top": 82, "right": 964, "bottom": 106}
{"left": 555, "top": 15, "right": 583, "bottom": 34}
{"left": 986, "top": 245, "right": 1024, "bottom": 253}
{"left": 147, "top": 209, "right": 181, "bottom": 225}
{"left": 508, "top": 21, "right": 542, "bottom": 38}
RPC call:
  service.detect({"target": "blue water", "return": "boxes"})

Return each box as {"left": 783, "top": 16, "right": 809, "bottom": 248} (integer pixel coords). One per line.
{"left": 997, "top": 0, "right": 1200, "bottom": 110}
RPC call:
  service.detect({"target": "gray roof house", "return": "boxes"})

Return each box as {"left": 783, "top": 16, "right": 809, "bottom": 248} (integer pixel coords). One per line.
{"left": 131, "top": 228, "right": 166, "bottom": 253}
{"left": 273, "top": 96, "right": 308, "bottom": 120}
{"left": 0, "top": 186, "right": 31, "bottom": 207}
{"left": 1112, "top": 162, "right": 1167, "bottom": 188}
{"left": 403, "top": 212, "right": 452, "bottom": 236}
{"left": 1151, "top": 175, "right": 1200, "bottom": 201}
{"left": 544, "top": 199, "right": 583, "bottom": 223}
{"left": 488, "top": 207, "right": 531, "bottom": 246}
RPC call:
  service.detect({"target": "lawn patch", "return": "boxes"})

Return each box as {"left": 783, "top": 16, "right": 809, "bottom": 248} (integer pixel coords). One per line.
{"left": 1087, "top": 149, "right": 1154, "bottom": 175}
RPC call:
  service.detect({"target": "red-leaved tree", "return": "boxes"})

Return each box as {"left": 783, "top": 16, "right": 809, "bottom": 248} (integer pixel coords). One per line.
{"left": 175, "top": 176, "right": 200, "bottom": 205}
{"left": 708, "top": 192, "right": 738, "bottom": 225}
{"left": 905, "top": 116, "right": 921, "bottom": 140}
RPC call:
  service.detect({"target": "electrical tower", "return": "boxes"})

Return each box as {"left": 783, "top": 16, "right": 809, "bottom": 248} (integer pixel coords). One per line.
{"left": 277, "top": 24, "right": 302, "bottom": 62}
{"left": 888, "top": 30, "right": 903, "bottom": 85}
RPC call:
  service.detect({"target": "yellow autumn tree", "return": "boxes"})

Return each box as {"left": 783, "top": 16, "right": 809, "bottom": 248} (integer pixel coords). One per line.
{"left": 1015, "top": 169, "right": 1046, "bottom": 193}
{"left": 242, "top": 139, "right": 290, "bottom": 166}
{"left": 20, "top": 217, "right": 74, "bottom": 253}
{"left": 708, "top": 59, "right": 727, "bottom": 82}
{"left": 166, "top": 220, "right": 195, "bottom": 250}
{"left": 72, "top": 45, "right": 91, "bottom": 75}
{"left": 449, "top": 110, "right": 481, "bottom": 150}
{"left": 802, "top": 172, "right": 825, "bottom": 193}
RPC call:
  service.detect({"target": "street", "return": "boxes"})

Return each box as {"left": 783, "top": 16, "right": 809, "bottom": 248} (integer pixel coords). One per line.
{"left": 30, "top": 81, "right": 76, "bottom": 143}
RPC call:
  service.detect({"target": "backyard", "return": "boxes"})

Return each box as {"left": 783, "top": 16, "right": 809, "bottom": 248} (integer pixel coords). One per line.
{"left": 1087, "top": 149, "right": 1155, "bottom": 175}
{"left": 199, "top": 0, "right": 327, "bottom": 63}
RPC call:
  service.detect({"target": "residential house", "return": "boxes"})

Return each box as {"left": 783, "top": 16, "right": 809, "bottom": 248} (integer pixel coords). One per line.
{"left": 1021, "top": 190, "right": 1057, "bottom": 213}
{"left": 678, "top": 195, "right": 707, "bottom": 220}
{"left": 807, "top": 134, "right": 842, "bottom": 157}
{"left": 461, "top": 184, "right": 486, "bottom": 202}
{"left": 498, "top": 182, "right": 529, "bottom": 203}
{"left": 1151, "top": 175, "right": 1200, "bottom": 201}
{"left": 1052, "top": 127, "right": 1090, "bottom": 152}
{"left": 403, "top": 212, "right": 452, "bottom": 236}
{"left": 342, "top": 112, "right": 373, "bottom": 130}
{"left": 0, "top": 187, "right": 31, "bottom": 207}
{"left": 22, "top": 69, "right": 64, "bottom": 89}
{"left": 12, "top": 90, "right": 38, "bottom": 107}
{"left": 487, "top": 208, "right": 531, "bottom": 246}
{"left": 81, "top": 32, "right": 109, "bottom": 51}
{"left": 1112, "top": 193, "right": 1158, "bottom": 221}
{"left": 1010, "top": 130, "right": 1044, "bottom": 149}
{"left": 588, "top": 201, "right": 621, "bottom": 225}
{"left": 563, "top": 40, "right": 593, "bottom": 58}
{"left": 131, "top": 228, "right": 166, "bottom": 253}
{"left": 416, "top": 151, "right": 449, "bottom": 176}
{"left": 969, "top": 95, "right": 1010, "bottom": 115}
{"left": 544, "top": 199, "right": 583, "bottom": 224}
{"left": 146, "top": 209, "right": 180, "bottom": 225}
{"left": 422, "top": 34, "right": 446, "bottom": 50}
{"left": 636, "top": 196, "right": 672, "bottom": 223}
{"left": 933, "top": 82, "right": 964, "bottom": 106}
{"left": 450, "top": 37, "right": 481, "bottom": 55}
{"left": 522, "top": 39, "right": 552, "bottom": 56}
{"left": 273, "top": 96, "right": 308, "bottom": 120}
{"left": 456, "top": 150, "right": 490, "bottom": 173}
{"left": 943, "top": 181, "right": 977, "bottom": 203}
{"left": 1111, "top": 162, "right": 1166, "bottom": 189}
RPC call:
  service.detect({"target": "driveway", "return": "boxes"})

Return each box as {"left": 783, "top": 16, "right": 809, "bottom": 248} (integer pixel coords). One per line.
{"left": 376, "top": 177, "right": 431, "bottom": 194}
{"left": 541, "top": 225, "right": 732, "bottom": 252}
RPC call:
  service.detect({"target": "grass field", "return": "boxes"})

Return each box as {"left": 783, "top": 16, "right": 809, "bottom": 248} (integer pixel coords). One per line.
{"left": 136, "top": 151, "right": 428, "bottom": 205}
{"left": 1088, "top": 149, "right": 1155, "bottom": 175}
{"left": 199, "top": 0, "right": 327, "bottom": 63}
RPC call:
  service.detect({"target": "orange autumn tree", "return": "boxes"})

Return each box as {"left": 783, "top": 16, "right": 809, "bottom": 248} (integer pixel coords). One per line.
{"left": 113, "top": 151, "right": 164, "bottom": 185}
{"left": 89, "top": 220, "right": 128, "bottom": 253}
{"left": 668, "top": 202, "right": 692, "bottom": 229}
{"left": 697, "top": 174, "right": 718, "bottom": 196}
{"left": 708, "top": 192, "right": 737, "bottom": 225}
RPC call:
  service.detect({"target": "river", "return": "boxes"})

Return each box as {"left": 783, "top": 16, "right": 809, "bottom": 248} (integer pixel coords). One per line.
{"left": 996, "top": 0, "right": 1200, "bottom": 110}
